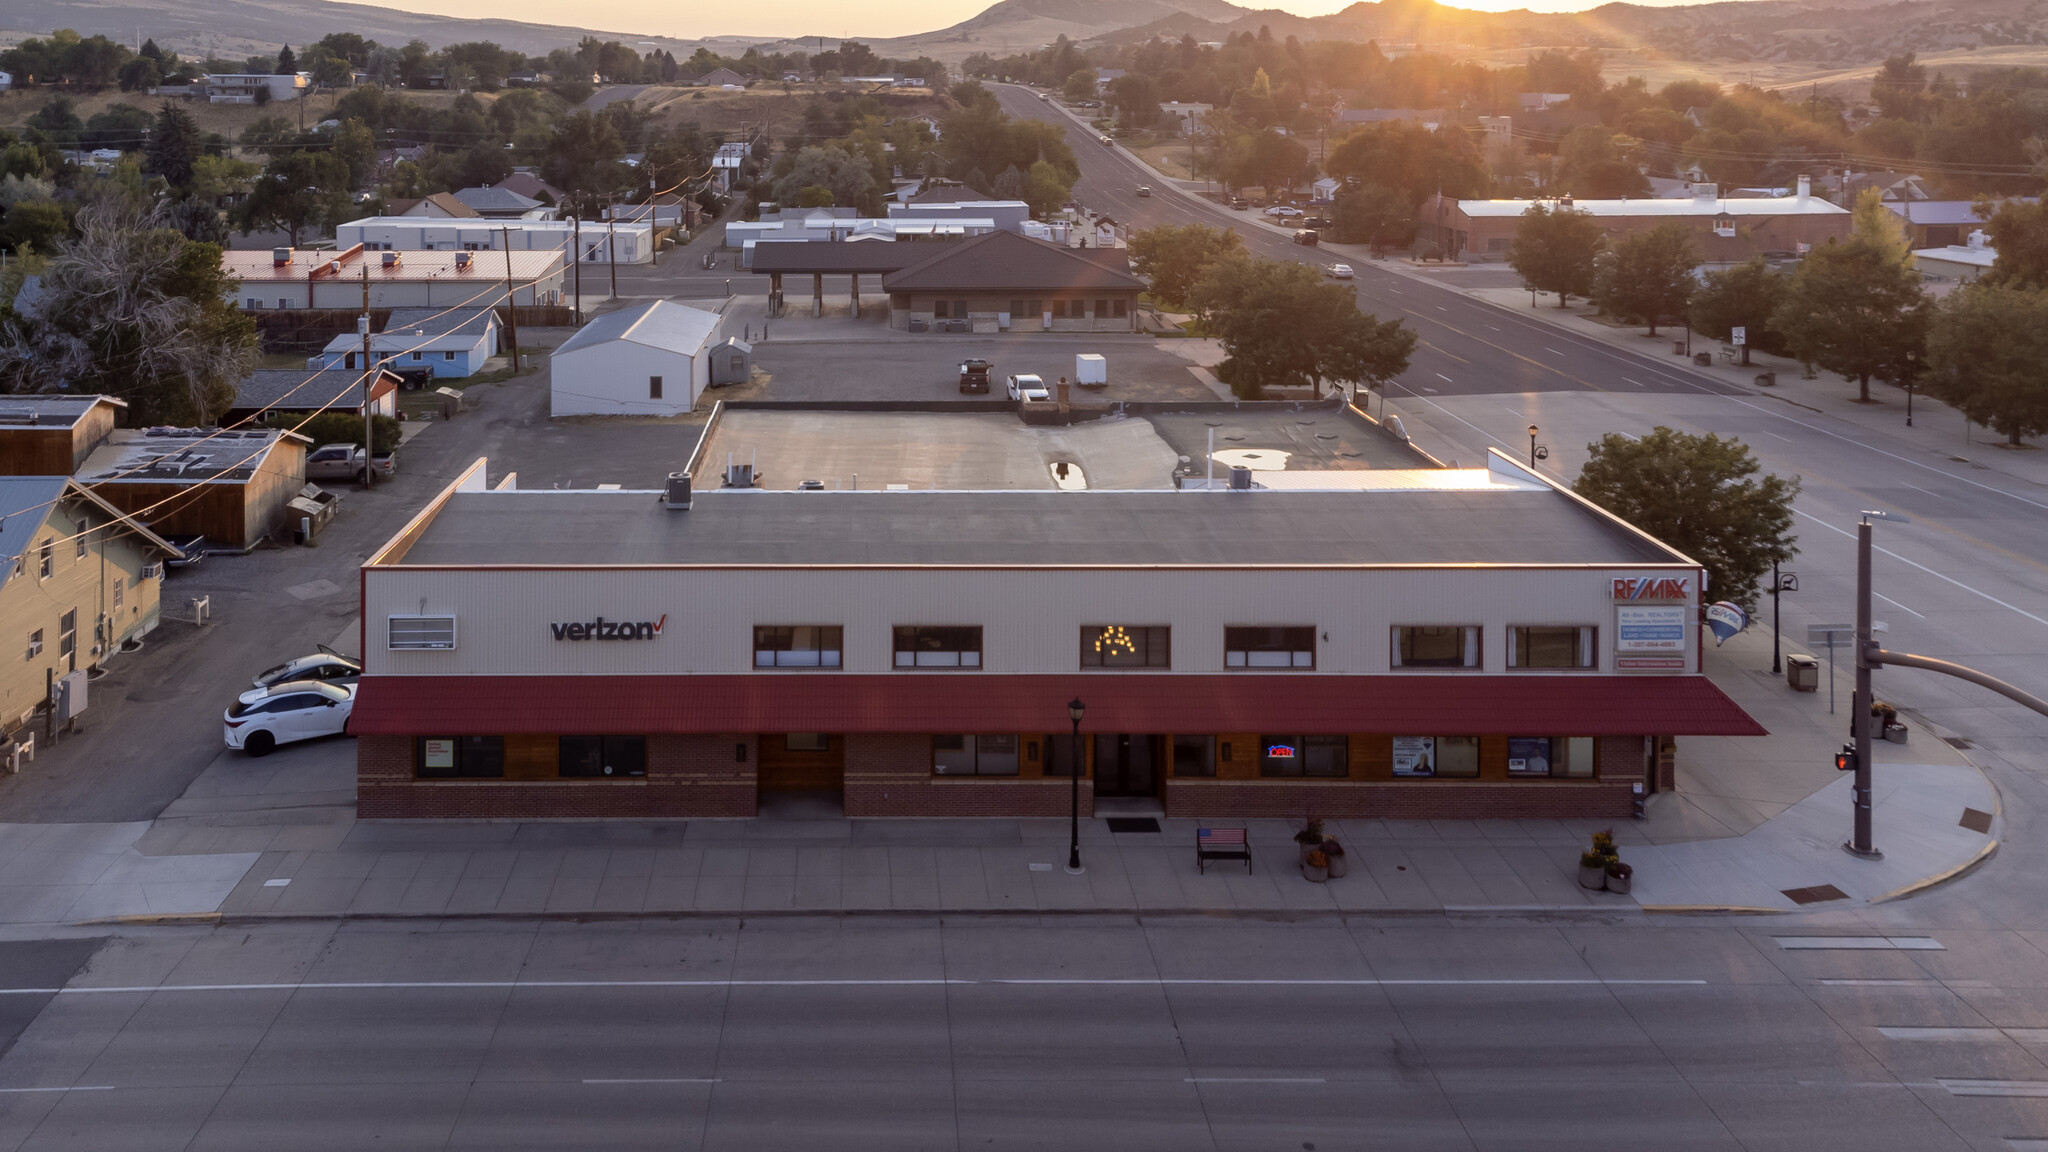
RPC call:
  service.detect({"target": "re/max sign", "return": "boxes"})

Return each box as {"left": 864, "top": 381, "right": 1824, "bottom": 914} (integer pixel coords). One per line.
{"left": 1611, "top": 577, "right": 1691, "bottom": 601}
{"left": 551, "top": 615, "right": 667, "bottom": 641}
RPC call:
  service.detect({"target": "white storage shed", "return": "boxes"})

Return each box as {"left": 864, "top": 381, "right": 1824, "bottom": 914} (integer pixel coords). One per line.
{"left": 549, "top": 300, "right": 725, "bottom": 417}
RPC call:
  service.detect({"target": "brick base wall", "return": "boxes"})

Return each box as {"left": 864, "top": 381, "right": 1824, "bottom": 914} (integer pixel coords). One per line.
{"left": 357, "top": 733, "right": 759, "bottom": 819}
{"left": 843, "top": 734, "right": 1093, "bottom": 818}
{"left": 1165, "top": 780, "right": 1637, "bottom": 820}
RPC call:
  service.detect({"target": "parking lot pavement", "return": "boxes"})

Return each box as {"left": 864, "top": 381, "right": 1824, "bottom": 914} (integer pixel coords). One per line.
{"left": 741, "top": 335, "right": 1222, "bottom": 403}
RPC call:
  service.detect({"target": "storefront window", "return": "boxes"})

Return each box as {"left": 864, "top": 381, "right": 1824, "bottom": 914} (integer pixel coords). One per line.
{"left": 932, "top": 734, "right": 1020, "bottom": 776}
{"left": 1080, "top": 625, "right": 1170, "bottom": 669}
{"left": 1507, "top": 736, "right": 1596, "bottom": 778}
{"left": 1043, "top": 732, "right": 1086, "bottom": 777}
{"left": 1392, "top": 736, "right": 1479, "bottom": 778}
{"left": 755, "top": 625, "right": 843, "bottom": 668}
{"left": 417, "top": 735, "right": 504, "bottom": 778}
{"left": 1392, "top": 625, "right": 1480, "bottom": 669}
{"left": 1226, "top": 626, "right": 1315, "bottom": 669}
{"left": 1508, "top": 626, "right": 1597, "bottom": 669}
{"left": 559, "top": 735, "right": 647, "bottom": 778}
{"left": 895, "top": 625, "right": 982, "bottom": 669}
{"left": 1172, "top": 735, "right": 1216, "bottom": 777}
{"left": 1259, "top": 735, "right": 1347, "bottom": 777}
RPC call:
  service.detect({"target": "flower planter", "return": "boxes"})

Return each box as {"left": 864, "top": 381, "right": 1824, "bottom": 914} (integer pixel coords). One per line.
{"left": 1578, "top": 863, "right": 1607, "bottom": 890}
{"left": 1325, "top": 853, "right": 1348, "bottom": 878}
{"left": 1301, "top": 860, "right": 1328, "bottom": 883}
{"left": 1604, "top": 862, "right": 1634, "bottom": 895}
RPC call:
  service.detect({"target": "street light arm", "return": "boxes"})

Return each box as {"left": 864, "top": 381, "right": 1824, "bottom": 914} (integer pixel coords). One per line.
{"left": 1870, "top": 647, "right": 2048, "bottom": 718}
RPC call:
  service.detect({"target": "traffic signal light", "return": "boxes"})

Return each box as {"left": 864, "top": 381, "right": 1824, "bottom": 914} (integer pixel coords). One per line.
{"left": 1835, "top": 744, "right": 1857, "bottom": 772}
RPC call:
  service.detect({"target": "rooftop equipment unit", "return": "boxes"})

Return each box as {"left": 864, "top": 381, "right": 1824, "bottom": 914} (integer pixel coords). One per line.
{"left": 664, "top": 471, "right": 692, "bottom": 510}
{"left": 272, "top": 247, "right": 292, "bottom": 266}
{"left": 382, "top": 251, "right": 400, "bottom": 267}
{"left": 1228, "top": 465, "right": 1252, "bottom": 491}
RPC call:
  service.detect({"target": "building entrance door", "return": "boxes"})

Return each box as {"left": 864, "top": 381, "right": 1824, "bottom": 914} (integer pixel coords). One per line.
{"left": 1092, "top": 734, "right": 1161, "bottom": 798}
{"left": 756, "top": 734, "right": 844, "bottom": 793}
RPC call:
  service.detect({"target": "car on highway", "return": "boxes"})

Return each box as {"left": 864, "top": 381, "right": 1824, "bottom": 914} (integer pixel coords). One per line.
{"left": 1293, "top": 229, "right": 1320, "bottom": 246}
{"left": 1098, "top": 135, "right": 1114, "bottom": 147}
{"left": 1136, "top": 185, "right": 1151, "bottom": 197}
{"left": 224, "top": 680, "right": 355, "bottom": 757}
{"left": 1007, "top": 373, "right": 1052, "bottom": 403}
{"left": 1037, "top": 93, "right": 1049, "bottom": 101}
{"left": 1264, "top": 205, "right": 1305, "bottom": 218}
{"left": 243, "top": 648, "right": 362, "bottom": 705}
{"left": 1326, "top": 263, "right": 1355, "bottom": 279}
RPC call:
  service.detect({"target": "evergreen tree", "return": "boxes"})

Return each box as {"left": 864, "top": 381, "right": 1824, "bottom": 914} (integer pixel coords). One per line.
{"left": 146, "top": 100, "right": 203, "bottom": 188}
{"left": 275, "top": 45, "right": 297, "bottom": 75}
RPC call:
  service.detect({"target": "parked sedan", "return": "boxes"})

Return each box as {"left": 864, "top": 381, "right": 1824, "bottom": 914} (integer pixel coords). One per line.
{"left": 1263, "top": 205, "right": 1305, "bottom": 218}
{"left": 224, "top": 680, "right": 355, "bottom": 757}
{"left": 243, "top": 648, "right": 361, "bottom": 704}
{"left": 1326, "top": 263, "right": 1355, "bottom": 280}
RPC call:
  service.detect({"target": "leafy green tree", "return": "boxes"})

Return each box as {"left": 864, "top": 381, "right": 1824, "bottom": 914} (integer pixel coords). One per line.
{"left": 1191, "top": 257, "right": 1415, "bottom": 398}
{"left": 1062, "top": 69, "right": 1097, "bottom": 103}
{"left": 1025, "top": 159, "right": 1072, "bottom": 216}
{"left": 1509, "top": 202, "right": 1604, "bottom": 307}
{"left": 1770, "top": 190, "right": 1927, "bottom": 403}
{"left": 1594, "top": 222, "right": 1697, "bottom": 336}
{"left": 1981, "top": 198, "right": 2048, "bottom": 291}
{"left": 1324, "top": 120, "right": 1485, "bottom": 208}
{"left": 117, "top": 56, "right": 159, "bottom": 92}
{"left": 1331, "top": 184, "right": 1414, "bottom": 255}
{"left": 266, "top": 410, "right": 400, "bottom": 452}
{"left": 0, "top": 200, "right": 66, "bottom": 252}
{"left": 1106, "top": 72, "right": 1159, "bottom": 129}
{"left": 1689, "top": 257, "right": 1789, "bottom": 364}
{"left": 1573, "top": 427, "right": 1800, "bottom": 612}
{"left": 1128, "top": 223, "right": 1244, "bottom": 311}
{"left": 238, "top": 150, "right": 352, "bottom": 245}
{"left": 0, "top": 201, "right": 258, "bottom": 424}
{"left": 791, "top": 185, "right": 834, "bottom": 207}
{"left": 991, "top": 164, "right": 1026, "bottom": 199}
{"left": 1924, "top": 284, "right": 2048, "bottom": 446}
{"left": 146, "top": 101, "right": 203, "bottom": 188}
{"left": 540, "top": 110, "right": 627, "bottom": 199}
{"left": 769, "top": 146, "right": 876, "bottom": 214}
{"left": 1224, "top": 130, "right": 1312, "bottom": 194}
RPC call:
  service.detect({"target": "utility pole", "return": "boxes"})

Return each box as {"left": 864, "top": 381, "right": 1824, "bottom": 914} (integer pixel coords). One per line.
{"left": 606, "top": 197, "right": 619, "bottom": 300}
{"left": 572, "top": 199, "right": 583, "bottom": 322}
{"left": 360, "top": 267, "right": 374, "bottom": 489}
{"left": 499, "top": 226, "right": 520, "bottom": 371}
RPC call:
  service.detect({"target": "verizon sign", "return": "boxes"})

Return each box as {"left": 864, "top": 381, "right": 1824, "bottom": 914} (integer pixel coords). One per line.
{"left": 551, "top": 615, "right": 667, "bottom": 641}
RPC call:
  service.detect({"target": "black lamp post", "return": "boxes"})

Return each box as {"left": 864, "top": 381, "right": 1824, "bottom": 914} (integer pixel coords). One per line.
{"left": 1527, "top": 424, "right": 1539, "bottom": 469}
{"left": 1066, "top": 697, "right": 1085, "bottom": 875}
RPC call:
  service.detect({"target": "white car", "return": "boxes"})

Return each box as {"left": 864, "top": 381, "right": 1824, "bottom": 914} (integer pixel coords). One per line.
{"left": 224, "top": 680, "right": 355, "bottom": 757}
{"left": 1326, "top": 263, "right": 1355, "bottom": 280}
{"left": 242, "top": 649, "right": 361, "bottom": 704}
{"left": 1264, "top": 205, "right": 1305, "bottom": 218}
{"left": 1007, "top": 373, "right": 1052, "bottom": 403}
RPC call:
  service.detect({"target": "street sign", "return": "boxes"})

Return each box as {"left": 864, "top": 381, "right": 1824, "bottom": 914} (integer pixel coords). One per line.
{"left": 1778, "top": 573, "right": 1798, "bottom": 592}
{"left": 1807, "top": 624, "right": 1853, "bottom": 642}
{"left": 1732, "top": 326, "right": 1747, "bottom": 346}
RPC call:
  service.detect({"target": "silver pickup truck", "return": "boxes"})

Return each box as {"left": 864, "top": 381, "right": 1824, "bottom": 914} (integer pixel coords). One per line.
{"left": 305, "top": 443, "right": 397, "bottom": 484}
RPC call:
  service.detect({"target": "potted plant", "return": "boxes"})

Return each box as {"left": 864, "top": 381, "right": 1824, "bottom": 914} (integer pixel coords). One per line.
{"left": 1321, "top": 838, "right": 1347, "bottom": 878}
{"left": 1294, "top": 818, "right": 1326, "bottom": 864}
{"left": 1578, "top": 850, "right": 1608, "bottom": 890}
{"left": 1302, "top": 848, "right": 1329, "bottom": 883}
{"left": 1605, "top": 859, "right": 1633, "bottom": 895}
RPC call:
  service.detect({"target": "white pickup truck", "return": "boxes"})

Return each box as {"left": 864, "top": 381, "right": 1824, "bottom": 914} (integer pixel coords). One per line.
{"left": 1006, "top": 374, "right": 1052, "bottom": 403}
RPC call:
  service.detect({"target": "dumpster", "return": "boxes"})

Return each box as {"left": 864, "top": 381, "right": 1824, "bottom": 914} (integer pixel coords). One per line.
{"left": 1787, "top": 654, "right": 1819, "bottom": 692}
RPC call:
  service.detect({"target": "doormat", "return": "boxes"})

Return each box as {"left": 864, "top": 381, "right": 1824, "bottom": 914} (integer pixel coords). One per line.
{"left": 1105, "top": 817, "right": 1162, "bottom": 834}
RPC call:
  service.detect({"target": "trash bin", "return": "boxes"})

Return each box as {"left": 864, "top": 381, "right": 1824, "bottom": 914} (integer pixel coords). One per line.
{"left": 1755, "top": 371, "right": 1777, "bottom": 387}
{"left": 1787, "top": 654, "right": 1819, "bottom": 692}
{"left": 1693, "top": 352, "right": 1714, "bottom": 366}
{"left": 1673, "top": 340, "right": 1687, "bottom": 355}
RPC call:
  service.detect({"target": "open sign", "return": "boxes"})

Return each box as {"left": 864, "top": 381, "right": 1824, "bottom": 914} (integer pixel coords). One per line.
{"left": 1266, "top": 744, "right": 1296, "bottom": 758}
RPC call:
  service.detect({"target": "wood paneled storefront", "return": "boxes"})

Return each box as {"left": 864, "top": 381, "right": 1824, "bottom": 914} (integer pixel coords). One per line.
{"left": 757, "top": 733, "right": 845, "bottom": 792}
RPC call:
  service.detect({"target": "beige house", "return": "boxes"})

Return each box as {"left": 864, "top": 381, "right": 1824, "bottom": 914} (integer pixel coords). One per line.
{"left": 0, "top": 478, "right": 177, "bottom": 735}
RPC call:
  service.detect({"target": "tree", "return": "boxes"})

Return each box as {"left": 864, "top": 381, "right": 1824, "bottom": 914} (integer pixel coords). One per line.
{"left": 1593, "top": 222, "right": 1697, "bottom": 336}
{"left": 1331, "top": 184, "right": 1414, "bottom": 255}
{"left": 0, "top": 201, "right": 258, "bottom": 425}
{"left": 1024, "top": 159, "right": 1071, "bottom": 216}
{"left": 1509, "top": 203, "right": 1604, "bottom": 307}
{"left": 275, "top": 45, "right": 297, "bottom": 75}
{"left": 540, "top": 110, "right": 626, "bottom": 198}
{"left": 769, "top": 147, "right": 876, "bottom": 214}
{"left": 117, "top": 56, "right": 159, "bottom": 92}
{"left": 1224, "top": 129, "right": 1312, "bottom": 194}
{"left": 266, "top": 410, "right": 400, "bottom": 452}
{"left": 791, "top": 185, "right": 834, "bottom": 207}
{"left": 1107, "top": 73, "right": 1159, "bottom": 130}
{"left": 1573, "top": 427, "right": 1800, "bottom": 612}
{"left": 330, "top": 118, "right": 378, "bottom": 189}
{"left": 1924, "top": 285, "right": 2048, "bottom": 446}
{"left": 1190, "top": 257, "right": 1415, "bottom": 398}
{"left": 146, "top": 101, "right": 203, "bottom": 188}
{"left": 1062, "top": 69, "right": 1097, "bottom": 103}
{"left": 0, "top": 200, "right": 66, "bottom": 253}
{"left": 1689, "top": 257, "right": 1788, "bottom": 365}
{"left": 238, "top": 150, "right": 352, "bottom": 245}
{"left": 1324, "top": 120, "right": 1486, "bottom": 207}
{"left": 1770, "top": 190, "right": 1926, "bottom": 403}
{"left": 1129, "top": 223, "right": 1244, "bottom": 311}
{"left": 991, "top": 164, "right": 1026, "bottom": 199}
{"left": 1981, "top": 198, "right": 2048, "bottom": 291}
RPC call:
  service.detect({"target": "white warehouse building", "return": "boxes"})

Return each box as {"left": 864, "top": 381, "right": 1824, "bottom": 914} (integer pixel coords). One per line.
{"left": 549, "top": 300, "right": 731, "bottom": 417}
{"left": 336, "top": 218, "right": 654, "bottom": 265}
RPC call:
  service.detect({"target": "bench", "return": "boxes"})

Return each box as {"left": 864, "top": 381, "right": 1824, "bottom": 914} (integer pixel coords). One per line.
{"left": 1196, "top": 827, "right": 1251, "bottom": 874}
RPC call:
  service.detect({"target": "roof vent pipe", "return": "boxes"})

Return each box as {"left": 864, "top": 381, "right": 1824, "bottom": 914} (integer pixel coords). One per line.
{"left": 664, "top": 471, "right": 692, "bottom": 510}
{"left": 1797, "top": 174, "right": 1811, "bottom": 200}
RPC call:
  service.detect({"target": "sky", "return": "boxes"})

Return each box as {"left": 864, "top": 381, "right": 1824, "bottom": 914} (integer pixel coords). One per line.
{"left": 399, "top": 0, "right": 1673, "bottom": 43}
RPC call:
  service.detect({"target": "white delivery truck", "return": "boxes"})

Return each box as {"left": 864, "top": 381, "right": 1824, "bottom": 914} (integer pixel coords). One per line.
{"left": 1075, "top": 353, "right": 1107, "bottom": 390}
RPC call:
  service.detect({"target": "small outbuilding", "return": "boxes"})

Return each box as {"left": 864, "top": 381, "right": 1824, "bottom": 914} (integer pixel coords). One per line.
{"left": 314, "top": 308, "right": 499, "bottom": 379}
{"left": 549, "top": 300, "right": 726, "bottom": 417}
{"left": 225, "top": 368, "right": 402, "bottom": 427}
{"left": 708, "top": 337, "right": 754, "bottom": 387}
{"left": 78, "top": 428, "right": 310, "bottom": 550}
{"left": 0, "top": 395, "right": 125, "bottom": 476}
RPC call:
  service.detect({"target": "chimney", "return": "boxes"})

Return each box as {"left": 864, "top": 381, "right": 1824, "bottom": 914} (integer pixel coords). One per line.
{"left": 272, "top": 247, "right": 291, "bottom": 266}
{"left": 1796, "top": 174, "right": 1811, "bottom": 200}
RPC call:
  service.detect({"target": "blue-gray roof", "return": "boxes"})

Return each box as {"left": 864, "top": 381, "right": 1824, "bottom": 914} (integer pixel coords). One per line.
{"left": 452, "top": 186, "right": 544, "bottom": 214}
{"left": 234, "top": 369, "right": 391, "bottom": 412}
{"left": 383, "top": 308, "right": 497, "bottom": 339}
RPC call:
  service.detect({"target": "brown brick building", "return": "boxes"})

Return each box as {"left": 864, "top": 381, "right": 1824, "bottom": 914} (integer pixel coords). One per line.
{"left": 1422, "top": 180, "right": 1852, "bottom": 263}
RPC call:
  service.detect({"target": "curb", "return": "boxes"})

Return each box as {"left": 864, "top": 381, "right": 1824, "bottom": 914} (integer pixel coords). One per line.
{"left": 61, "top": 905, "right": 1674, "bottom": 928}
{"left": 1873, "top": 838, "right": 1999, "bottom": 904}
{"left": 1638, "top": 905, "right": 1791, "bottom": 916}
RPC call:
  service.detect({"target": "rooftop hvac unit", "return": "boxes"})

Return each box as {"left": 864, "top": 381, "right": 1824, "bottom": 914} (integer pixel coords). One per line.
{"left": 455, "top": 251, "right": 473, "bottom": 269}
{"left": 272, "top": 247, "right": 292, "bottom": 266}
{"left": 664, "top": 471, "right": 692, "bottom": 510}
{"left": 381, "top": 251, "right": 400, "bottom": 267}
{"left": 1228, "top": 465, "right": 1253, "bottom": 491}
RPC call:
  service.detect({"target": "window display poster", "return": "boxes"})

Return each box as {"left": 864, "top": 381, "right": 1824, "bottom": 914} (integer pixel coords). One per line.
{"left": 1506, "top": 737, "right": 1550, "bottom": 776}
{"left": 1392, "top": 736, "right": 1435, "bottom": 777}
{"left": 423, "top": 739, "right": 455, "bottom": 770}
{"left": 1615, "top": 604, "right": 1687, "bottom": 652}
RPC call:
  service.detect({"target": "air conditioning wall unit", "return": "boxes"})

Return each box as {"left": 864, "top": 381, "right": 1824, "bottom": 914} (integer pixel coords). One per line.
{"left": 141, "top": 562, "right": 165, "bottom": 580}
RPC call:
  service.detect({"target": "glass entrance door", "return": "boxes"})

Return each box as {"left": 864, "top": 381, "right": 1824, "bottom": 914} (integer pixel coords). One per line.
{"left": 1092, "top": 734, "right": 1160, "bottom": 797}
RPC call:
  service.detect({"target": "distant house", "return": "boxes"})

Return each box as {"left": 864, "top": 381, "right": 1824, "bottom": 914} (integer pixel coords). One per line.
{"left": 451, "top": 185, "right": 549, "bottom": 219}
{"left": 881, "top": 229, "right": 1144, "bottom": 333}
{"left": 1836, "top": 171, "right": 1931, "bottom": 207}
{"left": 697, "top": 67, "right": 747, "bottom": 88}
{"left": 1158, "top": 102, "right": 1212, "bottom": 134}
{"left": 312, "top": 308, "right": 500, "bottom": 379}
{"left": 224, "top": 247, "right": 567, "bottom": 310}
{"left": 205, "top": 72, "right": 310, "bottom": 104}
{"left": 1912, "top": 235, "right": 1997, "bottom": 283}
{"left": 494, "top": 171, "right": 566, "bottom": 206}
{"left": 396, "top": 193, "right": 480, "bottom": 219}
{"left": 713, "top": 142, "right": 750, "bottom": 191}
{"left": 1336, "top": 108, "right": 1446, "bottom": 130}
{"left": 549, "top": 300, "right": 728, "bottom": 417}
{"left": 1518, "top": 92, "right": 1572, "bottom": 112}
{"left": 225, "top": 367, "right": 402, "bottom": 426}
{"left": 1423, "top": 178, "right": 1851, "bottom": 263}
{"left": 0, "top": 72, "right": 14, "bottom": 92}
{"left": 1890, "top": 199, "right": 2033, "bottom": 249}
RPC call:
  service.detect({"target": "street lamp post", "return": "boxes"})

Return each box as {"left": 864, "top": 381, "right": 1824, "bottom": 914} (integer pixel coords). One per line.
{"left": 1847, "top": 510, "right": 1907, "bottom": 860}
{"left": 1066, "top": 698, "right": 1085, "bottom": 874}
{"left": 1527, "top": 424, "right": 1539, "bottom": 469}
{"left": 1769, "top": 562, "right": 1797, "bottom": 676}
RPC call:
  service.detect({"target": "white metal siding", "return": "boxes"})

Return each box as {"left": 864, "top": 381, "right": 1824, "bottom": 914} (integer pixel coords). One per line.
{"left": 364, "top": 565, "right": 1695, "bottom": 677}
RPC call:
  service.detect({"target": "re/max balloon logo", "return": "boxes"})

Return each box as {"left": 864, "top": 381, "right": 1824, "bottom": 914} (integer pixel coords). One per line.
{"left": 550, "top": 615, "right": 667, "bottom": 641}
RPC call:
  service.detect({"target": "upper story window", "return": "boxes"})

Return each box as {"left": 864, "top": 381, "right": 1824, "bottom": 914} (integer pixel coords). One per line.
{"left": 1508, "top": 625, "right": 1598, "bottom": 670}
{"left": 37, "top": 541, "right": 52, "bottom": 580}
{"left": 1225, "top": 626, "right": 1314, "bottom": 670}
{"left": 1080, "top": 625, "right": 1169, "bottom": 669}
{"left": 894, "top": 625, "right": 981, "bottom": 669}
{"left": 1392, "top": 626, "right": 1481, "bottom": 670}
{"left": 755, "top": 625, "right": 842, "bottom": 669}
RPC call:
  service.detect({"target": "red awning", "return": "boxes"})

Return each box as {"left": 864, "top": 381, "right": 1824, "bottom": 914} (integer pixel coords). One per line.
{"left": 351, "top": 675, "right": 1765, "bottom": 737}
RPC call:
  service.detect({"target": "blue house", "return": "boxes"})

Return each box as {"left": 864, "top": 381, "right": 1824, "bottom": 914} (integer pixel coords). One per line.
{"left": 314, "top": 308, "right": 499, "bottom": 379}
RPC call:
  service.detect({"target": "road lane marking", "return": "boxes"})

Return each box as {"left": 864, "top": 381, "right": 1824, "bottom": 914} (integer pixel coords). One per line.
{"left": 1878, "top": 1027, "right": 2005, "bottom": 1041}
{"left": 1622, "top": 378, "right": 1645, "bottom": 387}
{"left": 0, "top": 977, "right": 1709, "bottom": 995}
{"left": 1794, "top": 509, "right": 2048, "bottom": 630}
{"left": 1940, "top": 1079, "right": 2048, "bottom": 1097}
{"left": 1188, "top": 1078, "right": 1326, "bottom": 1084}
{"left": 1874, "top": 591, "right": 1925, "bottom": 619}
{"left": 1775, "top": 936, "right": 1944, "bottom": 950}
{"left": 0, "top": 1086, "right": 114, "bottom": 1093}
{"left": 1545, "top": 348, "right": 1565, "bottom": 356}
{"left": 583, "top": 1078, "right": 719, "bottom": 1084}
{"left": 1436, "top": 373, "right": 1454, "bottom": 383}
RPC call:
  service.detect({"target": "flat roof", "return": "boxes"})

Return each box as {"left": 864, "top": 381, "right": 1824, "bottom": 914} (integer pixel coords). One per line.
{"left": 223, "top": 249, "right": 564, "bottom": 283}
{"left": 0, "top": 394, "right": 124, "bottom": 429}
{"left": 79, "top": 428, "right": 298, "bottom": 485}
{"left": 395, "top": 472, "right": 1684, "bottom": 569}
{"left": 1457, "top": 197, "right": 1848, "bottom": 218}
